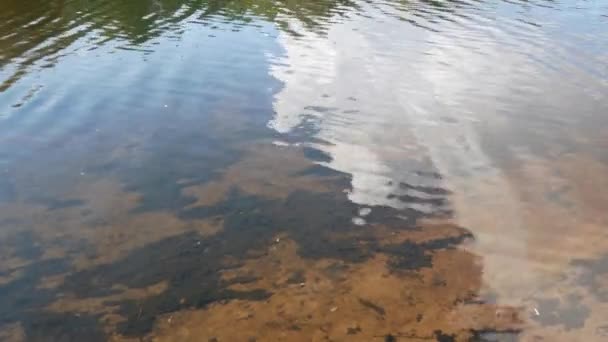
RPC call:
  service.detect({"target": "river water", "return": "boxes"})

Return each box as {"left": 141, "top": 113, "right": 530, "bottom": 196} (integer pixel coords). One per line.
{"left": 0, "top": 0, "right": 607, "bottom": 341}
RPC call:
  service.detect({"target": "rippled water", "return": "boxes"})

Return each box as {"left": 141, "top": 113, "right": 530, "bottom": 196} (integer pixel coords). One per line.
{"left": 1, "top": 0, "right": 607, "bottom": 341}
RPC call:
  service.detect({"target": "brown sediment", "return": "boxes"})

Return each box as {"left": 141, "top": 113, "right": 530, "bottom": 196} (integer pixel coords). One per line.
{"left": 0, "top": 323, "right": 25, "bottom": 342}
{"left": 144, "top": 238, "right": 522, "bottom": 342}
{"left": 0, "top": 269, "right": 23, "bottom": 286}
{"left": 2, "top": 177, "right": 228, "bottom": 269}
{"left": 182, "top": 143, "right": 346, "bottom": 208}
{"left": 46, "top": 281, "right": 169, "bottom": 337}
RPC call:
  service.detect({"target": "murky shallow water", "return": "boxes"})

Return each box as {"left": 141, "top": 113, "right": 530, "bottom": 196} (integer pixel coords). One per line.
{"left": 1, "top": 0, "right": 607, "bottom": 341}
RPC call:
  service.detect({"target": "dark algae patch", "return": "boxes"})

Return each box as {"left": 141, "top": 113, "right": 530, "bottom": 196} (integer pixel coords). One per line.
{"left": 378, "top": 232, "right": 474, "bottom": 272}
{"left": 0, "top": 131, "right": 469, "bottom": 339}
{"left": 63, "top": 231, "right": 272, "bottom": 336}
{"left": 22, "top": 312, "right": 107, "bottom": 342}
{"left": 0, "top": 138, "right": 472, "bottom": 340}
{"left": 57, "top": 178, "right": 460, "bottom": 338}
{"left": 385, "top": 334, "right": 397, "bottom": 342}
{"left": 30, "top": 198, "right": 86, "bottom": 211}
{"left": 380, "top": 240, "right": 433, "bottom": 271}
{"left": 302, "top": 146, "right": 333, "bottom": 163}
{"left": 2, "top": 231, "right": 43, "bottom": 260}
{"left": 469, "top": 329, "right": 521, "bottom": 342}
{"left": 295, "top": 164, "right": 348, "bottom": 178}
{"left": 0, "top": 232, "right": 70, "bottom": 328}
{"left": 121, "top": 131, "right": 246, "bottom": 213}
{"left": 0, "top": 258, "right": 81, "bottom": 340}
{"left": 358, "top": 298, "right": 386, "bottom": 316}
{"left": 286, "top": 270, "right": 306, "bottom": 284}
{"left": 435, "top": 330, "right": 456, "bottom": 342}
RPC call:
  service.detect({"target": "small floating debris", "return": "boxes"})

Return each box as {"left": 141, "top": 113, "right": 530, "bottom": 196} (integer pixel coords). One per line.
{"left": 533, "top": 307, "right": 540, "bottom": 316}
{"left": 330, "top": 306, "right": 338, "bottom": 312}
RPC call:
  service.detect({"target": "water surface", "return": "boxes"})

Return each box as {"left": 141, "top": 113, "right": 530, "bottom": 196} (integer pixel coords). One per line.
{"left": 1, "top": 0, "right": 607, "bottom": 341}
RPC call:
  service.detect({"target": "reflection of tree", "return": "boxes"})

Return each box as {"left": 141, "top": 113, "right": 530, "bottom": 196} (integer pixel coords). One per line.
{"left": 1, "top": 0, "right": 364, "bottom": 90}
{"left": 0, "top": 0, "right": 544, "bottom": 90}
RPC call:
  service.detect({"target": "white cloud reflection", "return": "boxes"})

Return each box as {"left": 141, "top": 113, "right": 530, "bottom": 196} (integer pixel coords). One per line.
{"left": 267, "top": 0, "right": 608, "bottom": 308}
